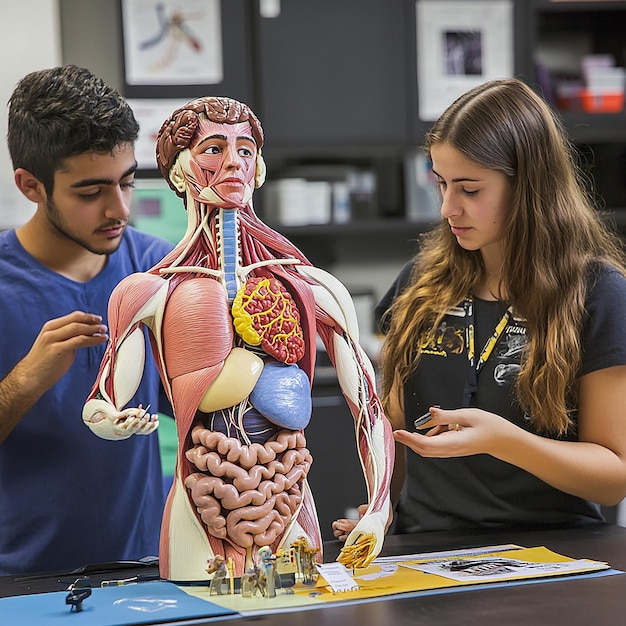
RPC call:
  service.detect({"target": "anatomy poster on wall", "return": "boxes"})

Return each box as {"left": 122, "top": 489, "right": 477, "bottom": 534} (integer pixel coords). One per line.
{"left": 127, "top": 98, "right": 189, "bottom": 169}
{"left": 121, "top": 0, "right": 223, "bottom": 85}
{"left": 416, "top": 0, "right": 513, "bottom": 121}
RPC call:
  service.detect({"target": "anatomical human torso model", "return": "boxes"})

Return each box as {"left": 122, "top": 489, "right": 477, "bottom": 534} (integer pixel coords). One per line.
{"left": 83, "top": 97, "right": 394, "bottom": 582}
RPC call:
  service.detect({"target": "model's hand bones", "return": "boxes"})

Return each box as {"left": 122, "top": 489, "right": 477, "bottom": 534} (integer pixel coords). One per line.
{"left": 82, "top": 399, "right": 158, "bottom": 441}
{"left": 337, "top": 505, "right": 389, "bottom": 569}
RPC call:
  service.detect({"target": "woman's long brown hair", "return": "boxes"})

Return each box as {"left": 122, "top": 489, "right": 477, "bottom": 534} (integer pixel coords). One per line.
{"left": 381, "top": 78, "right": 626, "bottom": 436}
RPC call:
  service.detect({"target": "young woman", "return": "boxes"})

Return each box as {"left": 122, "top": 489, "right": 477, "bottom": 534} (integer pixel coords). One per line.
{"left": 334, "top": 77, "right": 626, "bottom": 538}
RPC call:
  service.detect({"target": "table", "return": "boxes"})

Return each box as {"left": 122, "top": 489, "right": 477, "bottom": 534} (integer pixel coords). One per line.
{"left": 2, "top": 524, "right": 625, "bottom": 624}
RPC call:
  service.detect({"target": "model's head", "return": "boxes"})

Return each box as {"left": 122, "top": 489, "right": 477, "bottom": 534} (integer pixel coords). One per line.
{"left": 7, "top": 65, "right": 139, "bottom": 196}
{"left": 156, "top": 96, "right": 266, "bottom": 206}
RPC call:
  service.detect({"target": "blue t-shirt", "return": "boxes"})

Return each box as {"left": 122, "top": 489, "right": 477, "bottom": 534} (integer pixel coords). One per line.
{"left": 0, "top": 227, "right": 173, "bottom": 576}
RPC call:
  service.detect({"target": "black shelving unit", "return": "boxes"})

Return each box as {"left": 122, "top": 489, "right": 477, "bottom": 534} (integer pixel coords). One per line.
{"left": 525, "top": 1, "right": 626, "bottom": 217}
{"left": 260, "top": 0, "right": 626, "bottom": 248}
{"left": 60, "top": 0, "right": 626, "bottom": 244}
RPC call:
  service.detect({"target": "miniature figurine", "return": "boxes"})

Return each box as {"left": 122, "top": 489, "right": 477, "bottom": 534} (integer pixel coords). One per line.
{"left": 82, "top": 96, "right": 394, "bottom": 582}
{"left": 241, "top": 564, "right": 266, "bottom": 598}
{"left": 293, "top": 536, "right": 320, "bottom": 584}
{"left": 258, "top": 546, "right": 278, "bottom": 597}
{"left": 227, "top": 557, "right": 235, "bottom": 595}
{"left": 207, "top": 555, "right": 229, "bottom": 595}
{"left": 206, "top": 554, "right": 226, "bottom": 575}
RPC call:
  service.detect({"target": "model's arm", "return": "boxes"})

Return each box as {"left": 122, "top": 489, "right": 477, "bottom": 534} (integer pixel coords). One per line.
{"left": 0, "top": 311, "right": 108, "bottom": 444}
{"left": 83, "top": 274, "right": 167, "bottom": 441}
{"left": 296, "top": 265, "right": 394, "bottom": 568}
{"left": 333, "top": 375, "right": 405, "bottom": 540}
{"left": 394, "top": 364, "right": 626, "bottom": 507}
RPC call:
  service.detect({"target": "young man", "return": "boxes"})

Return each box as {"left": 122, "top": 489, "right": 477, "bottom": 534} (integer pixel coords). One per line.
{"left": 0, "top": 65, "right": 173, "bottom": 576}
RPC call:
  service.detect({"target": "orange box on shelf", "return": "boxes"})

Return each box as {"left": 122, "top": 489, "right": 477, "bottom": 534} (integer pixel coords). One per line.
{"left": 556, "top": 93, "right": 582, "bottom": 112}
{"left": 580, "top": 89, "right": 625, "bottom": 113}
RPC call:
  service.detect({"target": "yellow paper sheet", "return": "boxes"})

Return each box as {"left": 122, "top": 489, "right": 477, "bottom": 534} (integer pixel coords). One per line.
{"left": 183, "top": 545, "right": 610, "bottom": 614}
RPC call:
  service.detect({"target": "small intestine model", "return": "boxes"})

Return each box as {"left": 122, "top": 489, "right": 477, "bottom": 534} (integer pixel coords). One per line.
{"left": 82, "top": 96, "right": 394, "bottom": 582}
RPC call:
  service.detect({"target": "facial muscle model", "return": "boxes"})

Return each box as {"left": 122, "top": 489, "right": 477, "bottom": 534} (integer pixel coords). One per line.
{"left": 83, "top": 97, "right": 394, "bottom": 582}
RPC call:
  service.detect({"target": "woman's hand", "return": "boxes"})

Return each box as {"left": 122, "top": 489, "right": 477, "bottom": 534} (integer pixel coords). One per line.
{"left": 332, "top": 501, "right": 394, "bottom": 542}
{"left": 393, "top": 406, "right": 519, "bottom": 459}
{"left": 332, "top": 504, "right": 367, "bottom": 542}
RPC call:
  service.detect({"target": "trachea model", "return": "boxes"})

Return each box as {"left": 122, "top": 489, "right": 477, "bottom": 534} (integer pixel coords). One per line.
{"left": 83, "top": 97, "right": 394, "bottom": 582}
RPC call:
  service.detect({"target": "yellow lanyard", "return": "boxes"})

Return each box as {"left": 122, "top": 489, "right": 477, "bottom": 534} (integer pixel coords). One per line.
{"left": 464, "top": 296, "right": 512, "bottom": 376}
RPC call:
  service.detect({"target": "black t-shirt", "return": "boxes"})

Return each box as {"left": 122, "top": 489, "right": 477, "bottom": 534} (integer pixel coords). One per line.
{"left": 377, "top": 260, "right": 626, "bottom": 532}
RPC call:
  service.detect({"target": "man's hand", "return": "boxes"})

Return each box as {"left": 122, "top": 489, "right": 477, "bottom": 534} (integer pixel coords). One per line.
{"left": 20, "top": 311, "right": 108, "bottom": 391}
{"left": 0, "top": 311, "right": 108, "bottom": 443}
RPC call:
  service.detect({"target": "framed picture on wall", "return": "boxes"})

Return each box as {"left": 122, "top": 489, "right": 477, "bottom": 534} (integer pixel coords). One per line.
{"left": 119, "top": 0, "right": 255, "bottom": 109}
{"left": 120, "top": 0, "right": 223, "bottom": 92}
{"left": 126, "top": 98, "right": 190, "bottom": 171}
{"left": 416, "top": 0, "right": 514, "bottom": 121}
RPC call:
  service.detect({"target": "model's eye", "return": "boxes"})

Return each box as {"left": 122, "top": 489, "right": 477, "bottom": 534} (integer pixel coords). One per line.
{"left": 204, "top": 145, "right": 221, "bottom": 155}
{"left": 238, "top": 146, "right": 253, "bottom": 158}
{"left": 462, "top": 188, "right": 479, "bottom": 196}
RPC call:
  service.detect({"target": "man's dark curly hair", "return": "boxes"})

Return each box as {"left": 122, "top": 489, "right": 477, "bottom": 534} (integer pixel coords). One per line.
{"left": 7, "top": 64, "right": 139, "bottom": 195}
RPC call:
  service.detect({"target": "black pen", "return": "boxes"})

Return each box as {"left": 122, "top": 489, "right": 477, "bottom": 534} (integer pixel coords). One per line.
{"left": 414, "top": 405, "right": 440, "bottom": 430}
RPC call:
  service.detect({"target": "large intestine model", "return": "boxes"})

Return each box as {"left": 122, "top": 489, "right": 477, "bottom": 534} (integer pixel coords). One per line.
{"left": 82, "top": 97, "right": 394, "bottom": 582}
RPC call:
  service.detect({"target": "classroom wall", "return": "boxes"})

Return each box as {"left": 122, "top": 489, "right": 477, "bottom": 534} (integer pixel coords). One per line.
{"left": 56, "top": 0, "right": 410, "bottom": 307}
{"left": 0, "top": 0, "right": 406, "bottom": 322}
{"left": 0, "top": 0, "right": 62, "bottom": 229}
{"left": 58, "top": 0, "right": 124, "bottom": 91}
